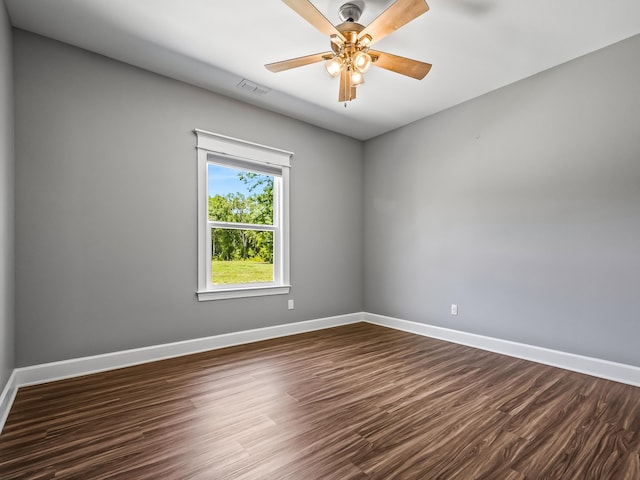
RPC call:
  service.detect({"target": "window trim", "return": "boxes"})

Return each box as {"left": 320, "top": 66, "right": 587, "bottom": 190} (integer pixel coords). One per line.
{"left": 195, "top": 129, "right": 292, "bottom": 301}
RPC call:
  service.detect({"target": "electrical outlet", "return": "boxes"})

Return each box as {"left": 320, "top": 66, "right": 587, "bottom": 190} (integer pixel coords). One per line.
{"left": 451, "top": 304, "right": 458, "bottom": 315}
{"left": 288, "top": 299, "right": 294, "bottom": 310}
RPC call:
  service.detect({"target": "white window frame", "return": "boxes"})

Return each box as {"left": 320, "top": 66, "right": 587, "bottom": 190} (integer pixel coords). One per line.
{"left": 195, "top": 129, "right": 292, "bottom": 301}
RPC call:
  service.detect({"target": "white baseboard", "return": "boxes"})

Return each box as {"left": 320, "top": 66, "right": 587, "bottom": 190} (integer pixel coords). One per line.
{"left": 363, "top": 313, "right": 640, "bottom": 387}
{"left": 13, "top": 313, "right": 363, "bottom": 389}
{"left": 0, "top": 370, "right": 18, "bottom": 434}
{"left": 3, "top": 311, "right": 638, "bottom": 434}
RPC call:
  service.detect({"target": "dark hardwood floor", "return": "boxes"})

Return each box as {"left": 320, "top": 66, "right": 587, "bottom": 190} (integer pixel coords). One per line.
{"left": 1, "top": 322, "right": 639, "bottom": 479}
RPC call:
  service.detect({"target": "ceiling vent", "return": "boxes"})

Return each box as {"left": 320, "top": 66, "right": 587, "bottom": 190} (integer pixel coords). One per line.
{"left": 236, "top": 79, "right": 270, "bottom": 95}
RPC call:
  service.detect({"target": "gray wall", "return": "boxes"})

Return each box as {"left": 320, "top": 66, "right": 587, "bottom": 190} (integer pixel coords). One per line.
{"left": 0, "top": 3, "right": 15, "bottom": 389}
{"left": 14, "top": 30, "right": 364, "bottom": 366}
{"left": 364, "top": 34, "right": 640, "bottom": 367}
{"left": 11, "top": 27, "right": 640, "bottom": 370}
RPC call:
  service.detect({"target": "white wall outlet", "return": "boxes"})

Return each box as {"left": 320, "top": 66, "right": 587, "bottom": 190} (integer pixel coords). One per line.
{"left": 451, "top": 304, "right": 458, "bottom": 315}
{"left": 288, "top": 299, "right": 294, "bottom": 310}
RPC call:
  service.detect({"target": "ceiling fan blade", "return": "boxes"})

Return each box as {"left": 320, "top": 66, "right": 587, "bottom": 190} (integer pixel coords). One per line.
{"left": 265, "top": 52, "right": 333, "bottom": 73}
{"left": 282, "top": 0, "right": 346, "bottom": 41}
{"left": 359, "top": 0, "right": 429, "bottom": 45}
{"left": 369, "top": 50, "right": 432, "bottom": 79}
{"left": 338, "top": 69, "right": 356, "bottom": 102}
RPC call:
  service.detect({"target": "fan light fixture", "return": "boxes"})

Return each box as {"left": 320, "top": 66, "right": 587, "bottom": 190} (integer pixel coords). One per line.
{"left": 324, "top": 33, "right": 372, "bottom": 86}
{"left": 265, "top": 0, "right": 433, "bottom": 104}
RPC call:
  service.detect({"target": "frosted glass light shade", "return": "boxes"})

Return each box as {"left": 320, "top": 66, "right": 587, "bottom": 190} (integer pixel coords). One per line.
{"left": 351, "top": 70, "right": 364, "bottom": 86}
{"left": 325, "top": 57, "right": 343, "bottom": 78}
{"left": 353, "top": 51, "right": 372, "bottom": 73}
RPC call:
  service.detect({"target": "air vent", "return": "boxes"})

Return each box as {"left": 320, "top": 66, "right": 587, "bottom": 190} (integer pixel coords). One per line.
{"left": 236, "top": 79, "right": 270, "bottom": 95}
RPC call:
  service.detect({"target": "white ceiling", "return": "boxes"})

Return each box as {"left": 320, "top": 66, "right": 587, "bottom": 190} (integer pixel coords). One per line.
{"left": 5, "top": 0, "right": 640, "bottom": 140}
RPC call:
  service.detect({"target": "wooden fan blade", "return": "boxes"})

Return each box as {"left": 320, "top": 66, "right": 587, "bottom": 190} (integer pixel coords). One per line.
{"left": 359, "top": 0, "right": 429, "bottom": 45}
{"left": 338, "top": 69, "right": 356, "bottom": 102}
{"left": 265, "top": 52, "right": 333, "bottom": 73}
{"left": 282, "top": 0, "right": 346, "bottom": 41}
{"left": 369, "top": 50, "right": 432, "bottom": 79}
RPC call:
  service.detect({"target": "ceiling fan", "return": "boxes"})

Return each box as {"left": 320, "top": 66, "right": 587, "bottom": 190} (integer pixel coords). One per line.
{"left": 265, "top": 0, "right": 432, "bottom": 104}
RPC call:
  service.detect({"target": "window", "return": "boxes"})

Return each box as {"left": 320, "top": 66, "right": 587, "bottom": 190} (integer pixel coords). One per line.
{"left": 195, "top": 130, "right": 292, "bottom": 301}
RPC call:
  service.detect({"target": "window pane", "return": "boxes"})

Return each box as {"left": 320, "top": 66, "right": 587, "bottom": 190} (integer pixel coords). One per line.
{"left": 211, "top": 229, "right": 274, "bottom": 285}
{"left": 208, "top": 164, "right": 274, "bottom": 225}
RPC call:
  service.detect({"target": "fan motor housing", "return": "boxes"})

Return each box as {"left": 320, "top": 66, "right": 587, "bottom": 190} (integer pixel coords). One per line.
{"left": 336, "top": 21, "right": 365, "bottom": 43}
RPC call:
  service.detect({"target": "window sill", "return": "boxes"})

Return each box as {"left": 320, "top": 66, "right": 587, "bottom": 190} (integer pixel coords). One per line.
{"left": 196, "top": 285, "right": 291, "bottom": 301}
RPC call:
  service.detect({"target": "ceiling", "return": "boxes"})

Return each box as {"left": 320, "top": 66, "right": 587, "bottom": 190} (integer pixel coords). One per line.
{"left": 5, "top": 0, "right": 640, "bottom": 140}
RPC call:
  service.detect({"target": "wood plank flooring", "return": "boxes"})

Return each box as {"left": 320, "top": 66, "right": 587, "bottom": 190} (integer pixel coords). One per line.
{"left": 1, "top": 322, "right": 639, "bottom": 479}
